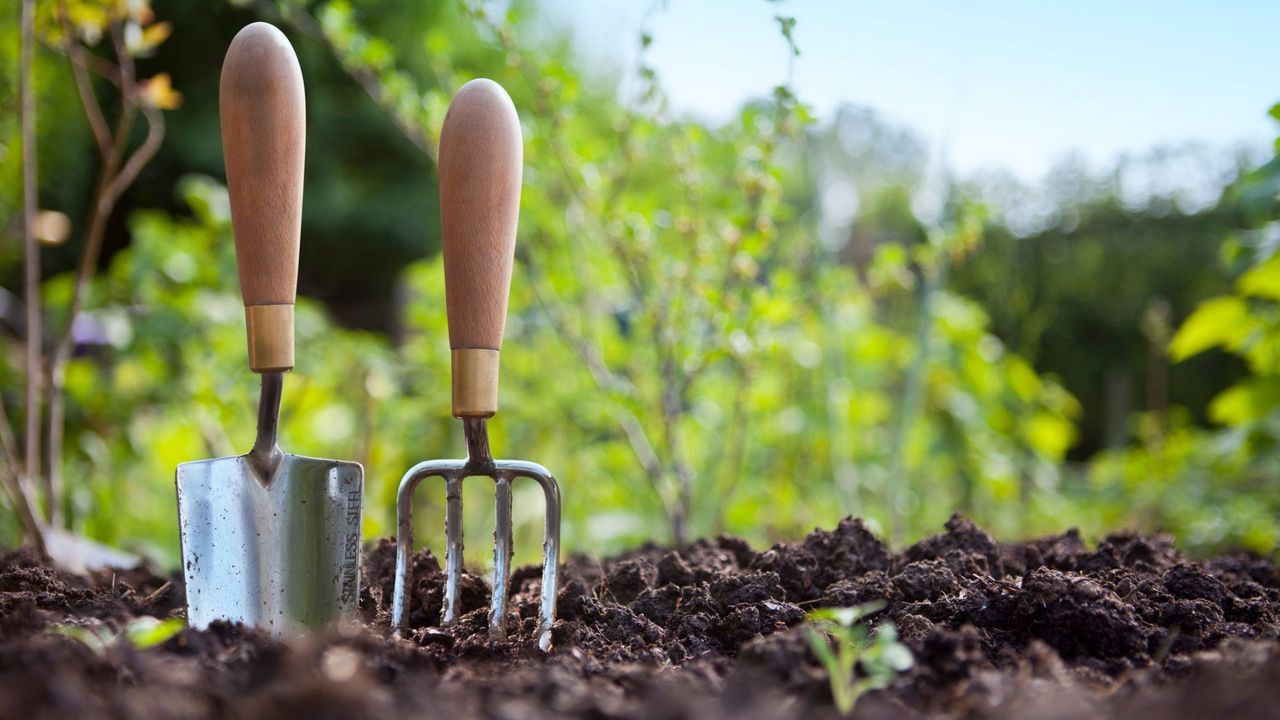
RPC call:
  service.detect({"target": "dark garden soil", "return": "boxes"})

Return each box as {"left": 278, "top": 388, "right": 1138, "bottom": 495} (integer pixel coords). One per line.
{"left": 3, "top": 514, "right": 1280, "bottom": 719}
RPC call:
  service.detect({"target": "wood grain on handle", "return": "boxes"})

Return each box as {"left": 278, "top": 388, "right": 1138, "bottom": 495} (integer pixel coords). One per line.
{"left": 220, "top": 22, "right": 305, "bottom": 372}
{"left": 440, "top": 79, "right": 522, "bottom": 417}
{"left": 440, "top": 78, "right": 523, "bottom": 352}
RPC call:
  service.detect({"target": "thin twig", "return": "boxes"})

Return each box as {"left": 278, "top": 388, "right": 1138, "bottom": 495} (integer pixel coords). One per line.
{"left": 275, "top": 3, "right": 436, "bottom": 159}
{"left": 20, "top": 0, "right": 43, "bottom": 513}
{"left": 15, "top": 0, "right": 47, "bottom": 553}
{"left": 141, "top": 580, "right": 173, "bottom": 605}
{"left": 523, "top": 252, "right": 681, "bottom": 522}
{"left": 59, "top": 5, "right": 111, "bottom": 155}
{"left": 43, "top": 103, "right": 134, "bottom": 527}
{"left": 103, "top": 105, "right": 164, "bottom": 208}
{"left": 708, "top": 361, "right": 752, "bottom": 534}
{"left": 44, "top": 33, "right": 124, "bottom": 89}
{"left": 0, "top": 396, "right": 22, "bottom": 472}
{"left": 0, "top": 394, "right": 45, "bottom": 554}
{"left": 0, "top": 462, "right": 46, "bottom": 557}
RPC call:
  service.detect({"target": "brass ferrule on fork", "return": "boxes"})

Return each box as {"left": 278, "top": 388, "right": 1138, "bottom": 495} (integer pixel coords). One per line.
{"left": 452, "top": 349, "right": 500, "bottom": 417}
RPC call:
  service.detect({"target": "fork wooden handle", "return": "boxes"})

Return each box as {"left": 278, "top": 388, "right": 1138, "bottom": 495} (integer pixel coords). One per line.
{"left": 439, "top": 79, "right": 523, "bottom": 417}
{"left": 220, "top": 22, "right": 305, "bottom": 373}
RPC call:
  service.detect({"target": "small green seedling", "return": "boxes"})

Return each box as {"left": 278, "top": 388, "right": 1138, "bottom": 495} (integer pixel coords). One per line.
{"left": 804, "top": 602, "right": 913, "bottom": 715}
{"left": 53, "top": 616, "right": 185, "bottom": 654}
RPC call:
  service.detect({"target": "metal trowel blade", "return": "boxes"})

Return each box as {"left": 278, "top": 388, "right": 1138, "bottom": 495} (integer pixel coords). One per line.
{"left": 176, "top": 452, "right": 363, "bottom": 634}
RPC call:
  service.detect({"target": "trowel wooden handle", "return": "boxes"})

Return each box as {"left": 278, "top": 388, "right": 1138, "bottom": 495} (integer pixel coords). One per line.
{"left": 439, "top": 79, "right": 523, "bottom": 417}
{"left": 220, "top": 22, "right": 305, "bottom": 373}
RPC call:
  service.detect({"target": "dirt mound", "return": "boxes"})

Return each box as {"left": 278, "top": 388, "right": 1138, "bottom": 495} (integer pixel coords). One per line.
{"left": 2, "top": 514, "right": 1279, "bottom": 718}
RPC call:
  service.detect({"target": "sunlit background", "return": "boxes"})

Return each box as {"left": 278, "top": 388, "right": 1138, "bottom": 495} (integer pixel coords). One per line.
{"left": 2, "top": 0, "right": 1280, "bottom": 569}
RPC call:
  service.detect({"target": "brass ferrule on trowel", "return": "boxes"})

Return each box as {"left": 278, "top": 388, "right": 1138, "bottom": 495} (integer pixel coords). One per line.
{"left": 246, "top": 304, "right": 295, "bottom": 373}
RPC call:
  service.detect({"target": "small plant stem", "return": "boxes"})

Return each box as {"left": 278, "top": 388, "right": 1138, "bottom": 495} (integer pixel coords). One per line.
{"left": 19, "top": 0, "right": 45, "bottom": 528}
{"left": 0, "top": 396, "right": 46, "bottom": 555}
{"left": 888, "top": 238, "right": 949, "bottom": 542}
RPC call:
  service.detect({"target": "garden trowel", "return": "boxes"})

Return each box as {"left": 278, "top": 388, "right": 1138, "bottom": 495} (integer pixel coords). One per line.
{"left": 175, "top": 23, "right": 363, "bottom": 634}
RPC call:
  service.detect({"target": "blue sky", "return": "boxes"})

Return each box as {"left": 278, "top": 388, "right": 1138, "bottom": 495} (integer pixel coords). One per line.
{"left": 545, "top": 0, "right": 1278, "bottom": 182}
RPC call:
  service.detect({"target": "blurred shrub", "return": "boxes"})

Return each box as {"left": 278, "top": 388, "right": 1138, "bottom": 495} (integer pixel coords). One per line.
{"left": 3, "top": 167, "right": 1080, "bottom": 564}
{"left": 1072, "top": 117, "right": 1280, "bottom": 554}
{"left": 6, "top": 0, "right": 1273, "bottom": 564}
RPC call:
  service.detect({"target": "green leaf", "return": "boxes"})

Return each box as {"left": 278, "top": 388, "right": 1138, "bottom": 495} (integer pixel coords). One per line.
{"left": 1239, "top": 255, "right": 1280, "bottom": 301}
{"left": 125, "top": 616, "right": 185, "bottom": 648}
{"left": 51, "top": 624, "right": 110, "bottom": 654}
{"left": 809, "top": 601, "right": 884, "bottom": 627}
{"left": 879, "top": 641, "right": 914, "bottom": 671}
{"left": 1005, "top": 358, "right": 1041, "bottom": 402}
{"left": 1023, "top": 411, "right": 1077, "bottom": 459}
{"left": 773, "top": 15, "right": 799, "bottom": 56}
{"left": 804, "top": 626, "right": 839, "bottom": 667}
{"left": 1169, "top": 296, "right": 1250, "bottom": 361}
{"left": 1208, "top": 378, "right": 1280, "bottom": 425}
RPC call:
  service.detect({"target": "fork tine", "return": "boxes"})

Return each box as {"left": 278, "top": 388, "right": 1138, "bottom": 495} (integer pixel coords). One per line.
{"left": 502, "top": 461, "right": 560, "bottom": 651}
{"left": 442, "top": 474, "right": 465, "bottom": 625}
{"left": 489, "top": 476, "right": 514, "bottom": 640}
{"left": 392, "top": 461, "right": 457, "bottom": 635}
{"left": 535, "top": 474, "right": 561, "bottom": 652}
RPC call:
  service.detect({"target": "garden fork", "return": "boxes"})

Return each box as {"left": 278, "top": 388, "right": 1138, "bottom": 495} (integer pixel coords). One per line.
{"left": 391, "top": 79, "right": 561, "bottom": 651}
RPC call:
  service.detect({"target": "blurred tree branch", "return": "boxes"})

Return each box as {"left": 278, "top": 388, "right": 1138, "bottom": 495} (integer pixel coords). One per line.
{"left": 59, "top": 11, "right": 110, "bottom": 154}
{"left": 11, "top": 0, "right": 47, "bottom": 554}
{"left": 31, "top": 2, "right": 176, "bottom": 529}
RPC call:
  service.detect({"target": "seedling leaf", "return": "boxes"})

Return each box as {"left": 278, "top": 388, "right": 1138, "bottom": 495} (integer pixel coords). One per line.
{"left": 125, "top": 616, "right": 184, "bottom": 648}
{"left": 804, "top": 602, "right": 912, "bottom": 716}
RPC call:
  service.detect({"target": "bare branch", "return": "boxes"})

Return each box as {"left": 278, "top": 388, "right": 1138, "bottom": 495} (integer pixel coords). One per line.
{"left": 0, "top": 396, "right": 22, "bottom": 472}
{"left": 708, "top": 362, "right": 751, "bottom": 534}
{"left": 44, "top": 34, "right": 124, "bottom": 89}
{"left": 104, "top": 105, "right": 164, "bottom": 208}
{"left": 110, "top": 20, "right": 134, "bottom": 92}
{"left": 0, "top": 394, "right": 45, "bottom": 553}
{"left": 0, "top": 462, "right": 46, "bottom": 557}
{"left": 58, "top": 6, "right": 111, "bottom": 155}
{"left": 523, "top": 253, "right": 682, "bottom": 524}
{"left": 17, "top": 0, "right": 48, "bottom": 550}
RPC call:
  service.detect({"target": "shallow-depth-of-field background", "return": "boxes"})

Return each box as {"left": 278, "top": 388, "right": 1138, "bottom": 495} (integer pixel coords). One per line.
{"left": 2, "top": 0, "right": 1280, "bottom": 569}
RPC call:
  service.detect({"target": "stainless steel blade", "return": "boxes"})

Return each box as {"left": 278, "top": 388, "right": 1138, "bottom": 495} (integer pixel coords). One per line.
{"left": 176, "top": 452, "right": 363, "bottom": 634}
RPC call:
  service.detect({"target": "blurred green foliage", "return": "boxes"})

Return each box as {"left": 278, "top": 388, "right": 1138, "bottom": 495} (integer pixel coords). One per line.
{"left": 951, "top": 155, "right": 1252, "bottom": 456}
{"left": 1049, "top": 129, "right": 1280, "bottom": 554}
{"left": 1, "top": 1, "right": 1279, "bottom": 566}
